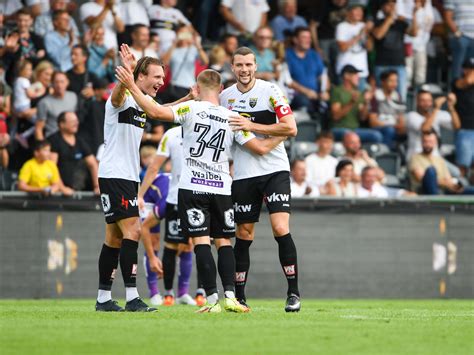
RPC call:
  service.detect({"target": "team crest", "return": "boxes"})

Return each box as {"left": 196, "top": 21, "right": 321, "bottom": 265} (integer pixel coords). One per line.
{"left": 187, "top": 208, "right": 205, "bottom": 227}
{"left": 168, "top": 220, "right": 179, "bottom": 235}
{"left": 224, "top": 209, "right": 234, "bottom": 228}
{"left": 249, "top": 97, "right": 258, "bottom": 108}
{"left": 101, "top": 193, "right": 111, "bottom": 213}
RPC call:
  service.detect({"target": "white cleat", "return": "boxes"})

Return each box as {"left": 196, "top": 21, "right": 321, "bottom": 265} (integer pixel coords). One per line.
{"left": 177, "top": 293, "right": 197, "bottom": 306}
{"left": 150, "top": 294, "right": 163, "bottom": 306}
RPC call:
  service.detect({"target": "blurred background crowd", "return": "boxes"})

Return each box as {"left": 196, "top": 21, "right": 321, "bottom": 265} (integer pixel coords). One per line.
{"left": 0, "top": 0, "right": 473, "bottom": 197}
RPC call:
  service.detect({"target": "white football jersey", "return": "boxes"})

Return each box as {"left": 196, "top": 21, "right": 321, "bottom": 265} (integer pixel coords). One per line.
{"left": 99, "top": 93, "right": 151, "bottom": 182}
{"left": 155, "top": 126, "right": 183, "bottom": 205}
{"left": 219, "top": 79, "right": 290, "bottom": 180}
{"left": 172, "top": 100, "right": 255, "bottom": 195}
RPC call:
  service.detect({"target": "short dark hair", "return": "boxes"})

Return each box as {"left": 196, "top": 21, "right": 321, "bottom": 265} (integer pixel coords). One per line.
{"left": 132, "top": 24, "right": 148, "bottom": 35}
{"left": 417, "top": 89, "right": 432, "bottom": 97}
{"left": 317, "top": 131, "right": 334, "bottom": 141}
{"left": 33, "top": 140, "right": 51, "bottom": 151}
{"left": 72, "top": 44, "right": 89, "bottom": 58}
{"left": 231, "top": 47, "right": 256, "bottom": 64}
{"left": 361, "top": 166, "right": 376, "bottom": 176}
{"left": 133, "top": 56, "right": 165, "bottom": 81}
{"left": 52, "top": 70, "right": 67, "bottom": 82}
{"left": 57, "top": 111, "right": 72, "bottom": 125}
{"left": 290, "top": 159, "right": 305, "bottom": 170}
{"left": 220, "top": 33, "right": 238, "bottom": 44}
{"left": 52, "top": 9, "right": 68, "bottom": 21}
{"left": 335, "top": 160, "right": 353, "bottom": 177}
{"left": 380, "top": 70, "right": 398, "bottom": 82}
{"left": 293, "top": 26, "right": 310, "bottom": 38}
{"left": 17, "top": 9, "right": 32, "bottom": 17}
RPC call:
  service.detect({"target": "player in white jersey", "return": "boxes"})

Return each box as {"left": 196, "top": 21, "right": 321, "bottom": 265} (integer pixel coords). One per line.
{"left": 96, "top": 45, "right": 194, "bottom": 312}
{"left": 220, "top": 47, "right": 301, "bottom": 312}
{"left": 139, "top": 126, "right": 204, "bottom": 307}
{"left": 115, "top": 66, "right": 286, "bottom": 313}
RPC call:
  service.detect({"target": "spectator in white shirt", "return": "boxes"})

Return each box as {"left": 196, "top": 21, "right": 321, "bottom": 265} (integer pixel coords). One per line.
{"left": 290, "top": 159, "right": 319, "bottom": 198}
{"left": 305, "top": 131, "right": 338, "bottom": 187}
{"left": 220, "top": 0, "right": 269, "bottom": 41}
{"left": 357, "top": 166, "right": 389, "bottom": 198}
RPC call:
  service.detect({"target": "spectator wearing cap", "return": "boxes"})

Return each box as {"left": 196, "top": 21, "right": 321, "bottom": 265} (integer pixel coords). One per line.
{"left": 330, "top": 64, "right": 383, "bottom": 143}
{"left": 368, "top": 70, "right": 406, "bottom": 149}
{"left": 286, "top": 26, "right": 328, "bottom": 118}
{"left": 452, "top": 58, "right": 474, "bottom": 181}
{"left": 44, "top": 10, "right": 78, "bottom": 72}
{"left": 372, "top": 0, "right": 419, "bottom": 103}
{"left": 271, "top": 0, "right": 308, "bottom": 42}
{"left": 406, "top": 90, "right": 461, "bottom": 161}
{"left": 34, "top": 0, "right": 80, "bottom": 38}
{"left": 249, "top": 26, "right": 278, "bottom": 82}
{"left": 444, "top": 0, "right": 474, "bottom": 80}
{"left": 129, "top": 24, "right": 158, "bottom": 61}
{"left": 290, "top": 159, "right": 319, "bottom": 198}
{"left": 335, "top": 3, "right": 373, "bottom": 91}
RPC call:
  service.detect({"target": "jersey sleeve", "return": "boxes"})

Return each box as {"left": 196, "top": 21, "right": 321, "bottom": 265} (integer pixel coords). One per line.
{"left": 234, "top": 129, "right": 256, "bottom": 146}
{"left": 105, "top": 93, "right": 134, "bottom": 114}
{"left": 156, "top": 129, "right": 172, "bottom": 158}
{"left": 172, "top": 100, "right": 194, "bottom": 124}
{"left": 267, "top": 83, "right": 292, "bottom": 118}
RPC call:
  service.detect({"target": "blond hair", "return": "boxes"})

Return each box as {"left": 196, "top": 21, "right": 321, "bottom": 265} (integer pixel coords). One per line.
{"left": 140, "top": 145, "right": 156, "bottom": 160}
{"left": 33, "top": 60, "right": 54, "bottom": 82}
{"left": 197, "top": 69, "right": 222, "bottom": 90}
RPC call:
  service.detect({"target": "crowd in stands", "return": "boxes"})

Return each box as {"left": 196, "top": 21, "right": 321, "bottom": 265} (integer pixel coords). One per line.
{"left": 0, "top": 0, "right": 473, "bottom": 197}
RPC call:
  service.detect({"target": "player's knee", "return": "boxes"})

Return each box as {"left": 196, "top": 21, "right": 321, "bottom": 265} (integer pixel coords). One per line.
{"left": 237, "top": 225, "right": 254, "bottom": 240}
{"left": 272, "top": 223, "right": 289, "bottom": 237}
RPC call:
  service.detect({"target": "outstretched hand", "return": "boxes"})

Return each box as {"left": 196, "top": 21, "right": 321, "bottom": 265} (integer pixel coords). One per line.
{"left": 119, "top": 43, "right": 137, "bottom": 71}
{"left": 115, "top": 65, "right": 135, "bottom": 89}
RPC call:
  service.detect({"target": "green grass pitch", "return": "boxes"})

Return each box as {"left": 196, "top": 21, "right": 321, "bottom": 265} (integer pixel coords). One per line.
{"left": 1, "top": 299, "right": 472, "bottom": 354}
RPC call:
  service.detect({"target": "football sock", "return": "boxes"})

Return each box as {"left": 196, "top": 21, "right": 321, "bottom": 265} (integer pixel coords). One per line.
{"left": 194, "top": 244, "right": 217, "bottom": 296}
{"left": 98, "top": 244, "right": 120, "bottom": 301}
{"left": 178, "top": 251, "right": 192, "bottom": 297}
{"left": 217, "top": 245, "right": 235, "bottom": 292}
{"left": 233, "top": 238, "right": 252, "bottom": 300}
{"left": 275, "top": 234, "right": 300, "bottom": 297}
{"left": 144, "top": 251, "right": 159, "bottom": 297}
{"left": 120, "top": 239, "right": 139, "bottom": 288}
{"left": 224, "top": 290, "right": 235, "bottom": 299}
{"left": 126, "top": 287, "right": 139, "bottom": 302}
{"left": 163, "top": 247, "right": 177, "bottom": 291}
{"left": 207, "top": 292, "right": 218, "bottom": 305}
{"left": 197, "top": 269, "right": 204, "bottom": 291}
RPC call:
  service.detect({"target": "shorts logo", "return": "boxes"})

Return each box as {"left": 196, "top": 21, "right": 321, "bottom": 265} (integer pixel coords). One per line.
{"left": 234, "top": 203, "right": 252, "bottom": 213}
{"left": 168, "top": 220, "right": 179, "bottom": 235}
{"left": 283, "top": 265, "right": 295, "bottom": 276}
{"left": 101, "top": 193, "right": 111, "bottom": 212}
{"left": 249, "top": 97, "right": 258, "bottom": 108}
{"left": 266, "top": 193, "right": 290, "bottom": 203}
{"left": 121, "top": 196, "right": 129, "bottom": 210}
{"left": 235, "top": 271, "right": 246, "bottom": 282}
{"left": 224, "top": 209, "right": 234, "bottom": 228}
{"left": 186, "top": 208, "right": 205, "bottom": 227}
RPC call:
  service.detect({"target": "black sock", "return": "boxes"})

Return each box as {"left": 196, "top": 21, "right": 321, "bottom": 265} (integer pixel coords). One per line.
{"left": 162, "top": 247, "right": 177, "bottom": 291}
{"left": 217, "top": 245, "right": 235, "bottom": 293}
{"left": 194, "top": 244, "right": 217, "bottom": 296}
{"left": 233, "top": 238, "right": 252, "bottom": 300}
{"left": 119, "top": 239, "right": 139, "bottom": 288}
{"left": 197, "top": 269, "right": 204, "bottom": 290}
{"left": 98, "top": 244, "right": 120, "bottom": 291}
{"left": 275, "top": 234, "right": 299, "bottom": 297}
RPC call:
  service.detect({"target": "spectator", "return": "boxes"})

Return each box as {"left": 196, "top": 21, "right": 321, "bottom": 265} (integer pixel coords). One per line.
{"left": 330, "top": 65, "right": 382, "bottom": 143}
{"left": 34, "top": 0, "right": 80, "bottom": 38}
{"left": 18, "top": 139, "right": 73, "bottom": 196}
{"left": 193, "top": 0, "right": 222, "bottom": 42}
{"left": 87, "top": 26, "right": 115, "bottom": 82}
{"left": 304, "top": 131, "right": 338, "bottom": 187}
{"left": 2, "top": 9, "right": 46, "bottom": 85}
{"left": 118, "top": 0, "right": 150, "bottom": 46}
{"left": 271, "top": 0, "right": 308, "bottom": 42}
{"left": 368, "top": 70, "right": 406, "bottom": 148}
{"left": 444, "top": 0, "right": 474, "bottom": 80}
{"left": 80, "top": 0, "right": 125, "bottom": 50}
{"left": 249, "top": 26, "right": 278, "bottom": 82}
{"left": 49, "top": 111, "right": 99, "bottom": 193}
{"left": 44, "top": 9, "right": 78, "bottom": 72}
{"left": 405, "top": 0, "right": 436, "bottom": 88}
{"left": 452, "top": 58, "right": 474, "bottom": 180}
{"left": 335, "top": 4, "right": 373, "bottom": 91}
{"left": 0, "top": 132, "right": 9, "bottom": 169}
{"left": 342, "top": 131, "right": 381, "bottom": 182}
{"left": 406, "top": 90, "right": 460, "bottom": 160}
{"left": 35, "top": 71, "right": 78, "bottom": 140}
{"left": 162, "top": 25, "right": 208, "bottom": 102}
{"left": 409, "top": 130, "right": 473, "bottom": 194}
{"left": 220, "top": 0, "right": 269, "bottom": 42}
{"left": 216, "top": 33, "right": 239, "bottom": 84}
{"left": 30, "top": 60, "right": 54, "bottom": 107}
{"left": 290, "top": 159, "right": 319, "bottom": 198}
{"left": 129, "top": 24, "right": 158, "bottom": 60}
{"left": 286, "top": 27, "right": 327, "bottom": 117}
{"left": 356, "top": 166, "right": 389, "bottom": 197}
{"left": 66, "top": 45, "right": 98, "bottom": 103}
{"left": 324, "top": 159, "right": 357, "bottom": 197}
{"left": 148, "top": 0, "right": 191, "bottom": 54}
{"left": 372, "top": 0, "right": 418, "bottom": 102}
{"left": 273, "top": 41, "right": 295, "bottom": 101}
{"left": 208, "top": 45, "right": 234, "bottom": 83}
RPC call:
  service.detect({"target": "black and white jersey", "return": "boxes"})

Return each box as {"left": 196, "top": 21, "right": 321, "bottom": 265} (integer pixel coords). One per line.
{"left": 155, "top": 126, "right": 183, "bottom": 205}
{"left": 219, "top": 79, "right": 291, "bottom": 181}
{"left": 172, "top": 100, "right": 255, "bottom": 195}
{"left": 98, "top": 93, "right": 151, "bottom": 182}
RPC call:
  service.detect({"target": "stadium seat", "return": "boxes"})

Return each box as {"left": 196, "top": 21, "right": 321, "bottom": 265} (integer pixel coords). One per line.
{"left": 376, "top": 153, "right": 402, "bottom": 187}
{"left": 332, "top": 142, "right": 345, "bottom": 158}
{"left": 295, "top": 121, "right": 320, "bottom": 142}
{"left": 362, "top": 143, "right": 390, "bottom": 158}
{"left": 439, "top": 127, "right": 456, "bottom": 157}
{"left": 293, "top": 141, "right": 318, "bottom": 159}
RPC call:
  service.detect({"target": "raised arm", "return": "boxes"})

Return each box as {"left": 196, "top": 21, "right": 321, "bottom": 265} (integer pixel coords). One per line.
{"left": 111, "top": 44, "right": 137, "bottom": 108}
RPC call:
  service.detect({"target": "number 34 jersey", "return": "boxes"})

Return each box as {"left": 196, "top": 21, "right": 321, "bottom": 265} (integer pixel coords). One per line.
{"left": 219, "top": 79, "right": 291, "bottom": 181}
{"left": 171, "top": 100, "right": 255, "bottom": 196}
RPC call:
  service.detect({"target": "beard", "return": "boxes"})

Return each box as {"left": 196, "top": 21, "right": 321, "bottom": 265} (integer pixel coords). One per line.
{"left": 422, "top": 147, "right": 433, "bottom": 155}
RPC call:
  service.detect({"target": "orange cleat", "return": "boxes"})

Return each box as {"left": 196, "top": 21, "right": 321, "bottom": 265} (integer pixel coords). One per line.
{"left": 195, "top": 294, "right": 206, "bottom": 307}
{"left": 163, "top": 295, "right": 175, "bottom": 306}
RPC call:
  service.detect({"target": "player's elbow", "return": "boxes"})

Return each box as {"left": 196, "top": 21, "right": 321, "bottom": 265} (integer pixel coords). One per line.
{"left": 287, "top": 125, "right": 298, "bottom": 137}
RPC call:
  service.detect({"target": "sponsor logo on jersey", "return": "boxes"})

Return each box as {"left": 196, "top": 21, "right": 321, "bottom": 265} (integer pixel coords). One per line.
{"left": 177, "top": 105, "right": 190, "bottom": 116}
{"left": 249, "top": 97, "right": 258, "bottom": 108}
{"left": 240, "top": 112, "right": 255, "bottom": 121}
{"left": 187, "top": 208, "right": 205, "bottom": 227}
{"left": 283, "top": 264, "right": 295, "bottom": 276}
{"left": 239, "top": 99, "right": 246, "bottom": 103}
{"left": 235, "top": 271, "right": 246, "bottom": 282}
{"left": 234, "top": 203, "right": 252, "bottom": 213}
{"left": 197, "top": 111, "right": 208, "bottom": 119}
{"left": 228, "top": 99, "right": 235, "bottom": 104}
{"left": 118, "top": 107, "right": 147, "bottom": 129}
{"left": 224, "top": 209, "right": 234, "bottom": 228}
{"left": 266, "top": 193, "right": 290, "bottom": 203}
{"left": 101, "top": 193, "right": 111, "bottom": 212}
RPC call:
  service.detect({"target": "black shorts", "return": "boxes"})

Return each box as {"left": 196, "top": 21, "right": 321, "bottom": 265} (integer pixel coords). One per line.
{"left": 178, "top": 189, "right": 235, "bottom": 239}
{"left": 99, "top": 178, "right": 139, "bottom": 224}
{"left": 164, "top": 203, "right": 188, "bottom": 244}
{"left": 232, "top": 171, "right": 291, "bottom": 224}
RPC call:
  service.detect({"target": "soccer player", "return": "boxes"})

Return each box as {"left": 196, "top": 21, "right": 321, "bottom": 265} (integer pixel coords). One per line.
{"left": 115, "top": 65, "right": 286, "bottom": 313}
{"left": 96, "top": 44, "right": 193, "bottom": 312}
{"left": 139, "top": 126, "right": 201, "bottom": 307}
{"left": 221, "top": 47, "right": 301, "bottom": 312}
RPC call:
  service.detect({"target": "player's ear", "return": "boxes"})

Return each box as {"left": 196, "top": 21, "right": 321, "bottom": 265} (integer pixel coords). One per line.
{"left": 219, "top": 84, "right": 223, "bottom": 94}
